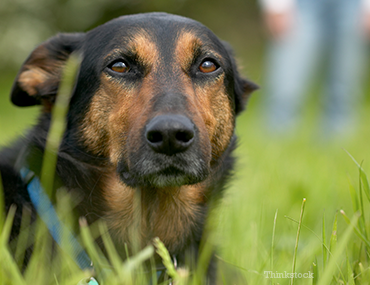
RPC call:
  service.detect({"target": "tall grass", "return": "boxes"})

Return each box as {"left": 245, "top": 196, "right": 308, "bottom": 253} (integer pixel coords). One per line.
{"left": 1, "top": 64, "right": 370, "bottom": 284}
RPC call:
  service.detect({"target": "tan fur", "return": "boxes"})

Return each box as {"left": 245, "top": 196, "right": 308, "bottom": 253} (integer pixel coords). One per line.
{"left": 127, "top": 29, "right": 159, "bottom": 72}
{"left": 18, "top": 68, "right": 50, "bottom": 96}
{"left": 195, "top": 75, "right": 234, "bottom": 159}
{"left": 102, "top": 171, "right": 207, "bottom": 252}
{"left": 17, "top": 44, "right": 65, "bottom": 98}
{"left": 175, "top": 31, "right": 203, "bottom": 72}
{"left": 79, "top": 87, "right": 116, "bottom": 157}
{"left": 101, "top": 172, "right": 136, "bottom": 240}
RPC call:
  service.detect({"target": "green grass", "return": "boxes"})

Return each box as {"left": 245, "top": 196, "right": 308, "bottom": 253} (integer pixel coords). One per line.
{"left": 1, "top": 69, "right": 370, "bottom": 284}
{"left": 213, "top": 101, "right": 370, "bottom": 284}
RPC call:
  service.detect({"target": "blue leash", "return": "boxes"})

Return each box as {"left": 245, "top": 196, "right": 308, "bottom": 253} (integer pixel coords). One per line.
{"left": 20, "top": 168, "right": 97, "bottom": 284}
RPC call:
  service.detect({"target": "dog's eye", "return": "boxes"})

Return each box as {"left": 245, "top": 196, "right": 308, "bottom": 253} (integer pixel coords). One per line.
{"left": 199, "top": 60, "right": 218, "bottom": 73}
{"left": 109, "top": 61, "right": 129, "bottom": 73}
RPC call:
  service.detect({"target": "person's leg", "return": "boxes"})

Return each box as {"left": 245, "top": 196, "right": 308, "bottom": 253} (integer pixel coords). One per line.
{"left": 264, "top": 0, "right": 323, "bottom": 133}
{"left": 322, "top": 0, "right": 366, "bottom": 136}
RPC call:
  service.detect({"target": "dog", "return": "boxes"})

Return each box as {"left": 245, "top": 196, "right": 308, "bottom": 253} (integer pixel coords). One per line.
{"left": 0, "top": 12, "right": 257, "bottom": 282}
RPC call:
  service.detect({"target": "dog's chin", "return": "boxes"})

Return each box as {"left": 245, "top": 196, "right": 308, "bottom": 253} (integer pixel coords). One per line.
{"left": 118, "top": 165, "right": 209, "bottom": 188}
{"left": 119, "top": 169, "right": 207, "bottom": 188}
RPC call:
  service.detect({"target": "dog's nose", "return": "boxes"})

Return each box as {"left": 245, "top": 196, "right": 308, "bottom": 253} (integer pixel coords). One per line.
{"left": 145, "top": 115, "right": 195, "bottom": 155}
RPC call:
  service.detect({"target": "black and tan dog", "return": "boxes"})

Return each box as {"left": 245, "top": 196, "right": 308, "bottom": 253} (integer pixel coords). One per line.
{"left": 1, "top": 12, "right": 257, "bottom": 281}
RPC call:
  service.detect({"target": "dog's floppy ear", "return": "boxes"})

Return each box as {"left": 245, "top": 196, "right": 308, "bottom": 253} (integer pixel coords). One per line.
{"left": 11, "top": 33, "right": 85, "bottom": 107}
{"left": 222, "top": 41, "right": 259, "bottom": 115}
{"left": 234, "top": 72, "right": 259, "bottom": 115}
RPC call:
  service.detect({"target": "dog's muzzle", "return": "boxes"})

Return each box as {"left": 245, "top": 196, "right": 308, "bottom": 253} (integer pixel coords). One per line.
{"left": 118, "top": 113, "right": 210, "bottom": 188}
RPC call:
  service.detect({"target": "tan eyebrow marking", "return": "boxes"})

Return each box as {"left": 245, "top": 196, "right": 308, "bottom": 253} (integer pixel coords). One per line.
{"left": 175, "top": 31, "right": 203, "bottom": 72}
{"left": 175, "top": 30, "right": 223, "bottom": 73}
{"left": 127, "top": 29, "right": 159, "bottom": 71}
{"left": 104, "top": 29, "right": 159, "bottom": 73}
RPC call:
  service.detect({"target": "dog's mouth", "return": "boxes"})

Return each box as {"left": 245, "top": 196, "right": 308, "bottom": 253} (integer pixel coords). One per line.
{"left": 157, "top": 166, "right": 186, "bottom": 177}
{"left": 144, "top": 165, "right": 206, "bottom": 188}
{"left": 117, "top": 153, "right": 209, "bottom": 188}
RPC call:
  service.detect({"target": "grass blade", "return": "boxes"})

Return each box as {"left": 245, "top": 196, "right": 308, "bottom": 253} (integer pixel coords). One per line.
{"left": 0, "top": 206, "right": 26, "bottom": 285}
{"left": 346, "top": 250, "right": 355, "bottom": 285}
{"left": 0, "top": 173, "right": 4, "bottom": 231}
{"left": 347, "top": 176, "right": 359, "bottom": 214}
{"left": 121, "top": 245, "right": 154, "bottom": 276}
{"left": 270, "top": 209, "right": 278, "bottom": 284}
{"left": 322, "top": 211, "right": 327, "bottom": 270}
{"left": 79, "top": 217, "right": 109, "bottom": 277}
{"left": 317, "top": 213, "right": 358, "bottom": 285}
{"left": 97, "top": 222, "right": 124, "bottom": 280}
{"left": 14, "top": 207, "right": 33, "bottom": 268}
{"left": 329, "top": 211, "right": 337, "bottom": 258}
{"left": 347, "top": 175, "right": 368, "bottom": 248}
{"left": 340, "top": 210, "right": 370, "bottom": 249}
{"left": 40, "top": 52, "right": 82, "bottom": 198}
{"left": 0, "top": 205, "right": 17, "bottom": 247}
{"left": 344, "top": 149, "right": 370, "bottom": 203}
{"left": 291, "top": 198, "right": 306, "bottom": 285}
{"left": 358, "top": 262, "right": 370, "bottom": 283}
{"left": 357, "top": 164, "right": 369, "bottom": 243}
{"left": 153, "top": 237, "right": 179, "bottom": 280}
{"left": 312, "top": 256, "right": 318, "bottom": 285}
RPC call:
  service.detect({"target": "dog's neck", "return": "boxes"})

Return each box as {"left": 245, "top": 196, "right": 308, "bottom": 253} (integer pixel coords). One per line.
{"left": 98, "top": 170, "right": 209, "bottom": 254}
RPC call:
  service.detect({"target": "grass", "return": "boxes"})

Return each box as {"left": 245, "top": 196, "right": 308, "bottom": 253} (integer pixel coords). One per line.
{"left": 1, "top": 67, "right": 370, "bottom": 284}
{"left": 214, "top": 101, "right": 370, "bottom": 284}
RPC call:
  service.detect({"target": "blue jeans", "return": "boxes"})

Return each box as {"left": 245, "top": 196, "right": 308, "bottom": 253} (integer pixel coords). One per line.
{"left": 264, "top": 0, "right": 366, "bottom": 135}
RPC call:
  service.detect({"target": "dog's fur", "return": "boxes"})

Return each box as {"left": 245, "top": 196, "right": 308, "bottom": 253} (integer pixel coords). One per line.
{"left": 1, "top": 12, "right": 257, "bottom": 281}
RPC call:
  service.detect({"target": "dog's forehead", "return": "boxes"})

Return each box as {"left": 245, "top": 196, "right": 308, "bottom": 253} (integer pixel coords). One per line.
{"left": 101, "top": 13, "right": 211, "bottom": 36}
{"left": 86, "top": 13, "right": 223, "bottom": 56}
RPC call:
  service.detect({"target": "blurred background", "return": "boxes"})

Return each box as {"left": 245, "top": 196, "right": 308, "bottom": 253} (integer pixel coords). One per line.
{"left": 1, "top": 0, "right": 370, "bottom": 282}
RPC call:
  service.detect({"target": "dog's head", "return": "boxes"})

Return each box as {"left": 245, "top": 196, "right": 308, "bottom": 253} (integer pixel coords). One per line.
{"left": 11, "top": 13, "right": 258, "bottom": 189}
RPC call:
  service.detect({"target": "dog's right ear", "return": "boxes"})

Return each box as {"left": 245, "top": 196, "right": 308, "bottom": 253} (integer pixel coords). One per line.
{"left": 11, "top": 33, "right": 85, "bottom": 107}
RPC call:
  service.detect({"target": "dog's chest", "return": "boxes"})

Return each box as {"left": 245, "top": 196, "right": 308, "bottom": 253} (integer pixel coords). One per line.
{"left": 100, "top": 173, "right": 206, "bottom": 252}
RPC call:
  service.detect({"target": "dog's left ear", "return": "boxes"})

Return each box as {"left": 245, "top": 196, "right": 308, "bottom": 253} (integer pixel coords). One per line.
{"left": 11, "top": 33, "right": 85, "bottom": 107}
{"left": 234, "top": 72, "right": 259, "bottom": 115}
{"left": 222, "top": 42, "right": 259, "bottom": 115}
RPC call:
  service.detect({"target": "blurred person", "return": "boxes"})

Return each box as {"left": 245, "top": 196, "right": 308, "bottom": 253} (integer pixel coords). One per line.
{"left": 261, "top": 0, "right": 370, "bottom": 136}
